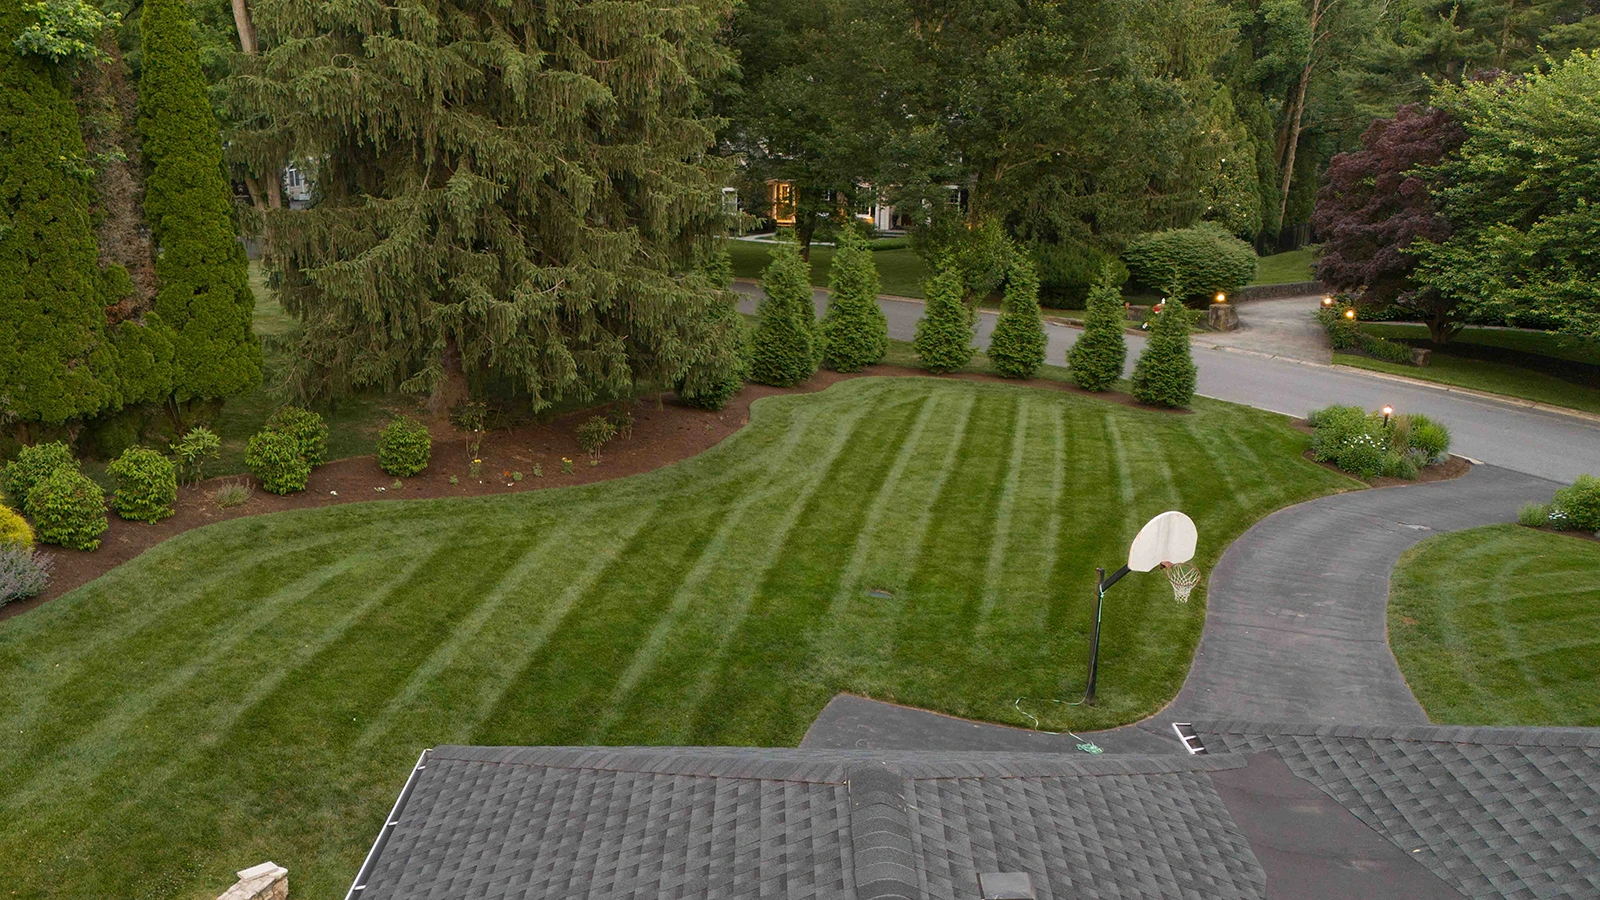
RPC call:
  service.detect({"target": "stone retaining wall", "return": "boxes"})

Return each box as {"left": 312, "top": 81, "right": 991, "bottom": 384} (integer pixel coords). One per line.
{"left": 1235, "top": 281, "right": 1324, "bottom": 301}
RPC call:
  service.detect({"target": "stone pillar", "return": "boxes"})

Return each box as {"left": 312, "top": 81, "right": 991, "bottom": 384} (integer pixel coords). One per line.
{"left": 1410, "top": 348, "right": 1432, "bottom": 367}
{"left": 1207, "top": 303, "right": 1239, "bottom": 332}
{"left": 218, "top": 863, "right": 288, "bottom": 900}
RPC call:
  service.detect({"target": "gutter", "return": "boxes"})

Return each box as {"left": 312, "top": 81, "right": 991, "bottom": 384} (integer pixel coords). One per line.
{"left": 345, "top": 748, "right": 431, "bottom": 900}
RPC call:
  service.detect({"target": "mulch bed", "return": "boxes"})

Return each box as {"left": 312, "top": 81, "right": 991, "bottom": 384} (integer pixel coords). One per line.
{"left": 1290, "top": 418, "right": 1473, "bottom": 487}
{"left": 4, "top": 365, "right": 1182, "bottom": 621}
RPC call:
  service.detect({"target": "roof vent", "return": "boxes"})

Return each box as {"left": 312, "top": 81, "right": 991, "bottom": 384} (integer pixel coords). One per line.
{"left": 978, "top": 872, "right": 1036, "bottom": 900}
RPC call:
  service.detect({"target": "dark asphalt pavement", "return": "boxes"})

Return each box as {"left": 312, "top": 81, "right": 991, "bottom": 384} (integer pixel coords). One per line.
{"left": 733, "top": 282, "right": 1600, "bottom": 483}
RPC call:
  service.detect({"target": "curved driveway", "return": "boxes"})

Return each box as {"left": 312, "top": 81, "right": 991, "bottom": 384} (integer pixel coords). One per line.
{"left": 732, "top": 283, "right": 1600, "bottom": 483}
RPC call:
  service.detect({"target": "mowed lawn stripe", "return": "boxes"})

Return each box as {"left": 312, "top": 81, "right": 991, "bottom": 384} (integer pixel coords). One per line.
{"left": 977, "top": 395, "right": 1032, "bottom": 629}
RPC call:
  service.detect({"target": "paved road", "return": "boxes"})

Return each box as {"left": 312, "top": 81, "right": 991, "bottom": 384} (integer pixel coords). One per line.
{"left": 800, "top": 463, "right": 1563, "bottom": 755}
{"left": 733, "top": 282, "right": 1600, "bottom": 483}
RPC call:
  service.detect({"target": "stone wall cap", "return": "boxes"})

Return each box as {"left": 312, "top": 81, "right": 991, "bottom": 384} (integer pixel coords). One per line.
{"left": 236, "top": 862, "right": 287, "bottom": 881}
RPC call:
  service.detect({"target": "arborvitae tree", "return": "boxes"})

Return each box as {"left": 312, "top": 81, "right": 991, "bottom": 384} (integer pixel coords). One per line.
{"left": 988, "top": 254, "right": 1046, "bottom": 378}
{"left": 139, "top": 0, "right": 260, "bottom": 412}
{"left": 913, "top": 264, "right": 974, "bottom": 374}
{"left": 1130, "top": 292, "right": 1198, "bottom": 408}
{"left": 818, "top": 230, "right": 888, "bottom": 372}
{"left": 0, "top": 1, "right": 119, "bottom": 439}
{"left": 229, "top": 0, "right": 736, "bottom": 410}
{"left": 1069, "top": 271, "right": 1128, "bottom": 391}
{"left": 675, "top": 247, "right": 748, "bottom": 409}
{"left": 749, "top": 240, "right": 818, "bottom": 386}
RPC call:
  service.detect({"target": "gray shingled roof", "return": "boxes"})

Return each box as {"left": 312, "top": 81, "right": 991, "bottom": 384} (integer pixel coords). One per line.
{"left": 354, "top": 746, "right": 1268, "bottom": 900}
{"left": 1194, "top": 721, "right": 1600, "bottom": 900}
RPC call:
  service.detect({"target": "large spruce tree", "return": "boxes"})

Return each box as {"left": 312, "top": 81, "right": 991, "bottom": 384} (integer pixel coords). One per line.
{"left": 139, "top": 0, "right": 261, "bottom": 410}
{"left": 0, "top": 0, "right": 119, "bottom": 438}
{"left": 229, "top": 0, "right": 736, "bottom": 410}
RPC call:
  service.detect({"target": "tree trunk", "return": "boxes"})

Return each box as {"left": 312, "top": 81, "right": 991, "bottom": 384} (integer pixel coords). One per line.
{"left": 230, "top": 0, "right": 257, "bottom": 54}
{"left": 1276, "top": 0, "right": 1324, "bottom": 232}
{"left": 795, "top": 193, "right": 816, "bottom": 262}
{"left": 427, "top": 338, "right": 473, "bottom": 422}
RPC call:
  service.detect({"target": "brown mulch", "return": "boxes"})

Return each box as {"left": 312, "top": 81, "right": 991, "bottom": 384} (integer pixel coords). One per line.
{"left": 1290, "top": 418, "right": 1473, "bottom": 487}
{"left": 4, "top": 365, "right": 1188, "bottom": 621}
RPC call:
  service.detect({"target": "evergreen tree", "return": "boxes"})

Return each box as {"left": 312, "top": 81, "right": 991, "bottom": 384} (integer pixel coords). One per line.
{"left": 1130, "top": 292, "right": 1198, "bottom": 408}
{"left": 818, "top": 230, "right": 888, "bottom": 372}
{"left": 229, "top": 0, "right": 737, "bottom": 410}
{"left": 749, "top": 241, "right": 818, "bottom": 386}
{"left": 913, "top": 264, "right": 974, "bottom": 374}
{"left": 1069, "top": 271, "right": 1128, "bottom": 391}
{"left": 988, "top": 254, "right": 1046, "bottom": 378}
{"left": 139, "top": 0, "right": 260, "bottom": 410}
{"left": 0, "top": 0, "right": 119, "bottom": 439}
{"left": 675, "top": 247, "right": 748, "bottom": 409}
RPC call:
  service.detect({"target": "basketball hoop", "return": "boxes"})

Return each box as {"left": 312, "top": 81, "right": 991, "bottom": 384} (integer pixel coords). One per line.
{"left": 1164, "top": 562, "right": 1201, "bottom": 603}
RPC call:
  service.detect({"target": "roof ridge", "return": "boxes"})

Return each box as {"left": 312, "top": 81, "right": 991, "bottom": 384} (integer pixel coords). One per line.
{"left": 1192, "top": 720, "right": 1600, "bottom": 748}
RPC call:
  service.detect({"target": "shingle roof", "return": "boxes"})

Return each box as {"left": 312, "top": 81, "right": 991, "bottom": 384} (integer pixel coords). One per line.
{"left": 354, "top": 746, "right": 1269, "bottom": 900}
{"left": 1193, "top": 721, "right": 1600, "bottom": 900}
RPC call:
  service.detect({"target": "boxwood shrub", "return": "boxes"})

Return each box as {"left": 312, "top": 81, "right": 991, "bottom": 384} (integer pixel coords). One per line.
{"left": 107, "top": 447, "right": 179, "bottom": 523}
{"left": 265, "top": 407, "right": 329, "bottom": 467}
{"left": 246, "top": 429, "right": 311, "bottom": 495}
{"left": 1, "top": 441, "right": 76, "bottom": 515}
{"left": 26, "top": 468, "right": 109, "bottom": 551}
{"left": 1122, "top": 222, "right": 1256, "bottom": 300}
{"left": 377, "top": 416, "right": 432, "bottom": 477}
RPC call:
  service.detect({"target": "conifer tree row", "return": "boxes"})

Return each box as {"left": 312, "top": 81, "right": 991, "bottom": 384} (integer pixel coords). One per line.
{"left": 749, "top": 241, "right": 818, "bottom": 387}
{"left": 1068, "top": 271, "right": 1128, "bottom": 392}
{"left": 988, "top": 254, "right": 1046, "bottom": 379}
{"left": 228, "top": 0, "right": 738, "bottom": 409}
{"left": 914, "top": 265, "right": 975, "bottom": 374}
{"left": 139, "top": 0, "right": 261, "bottom": 412}
{"left": 819, "top": 230, "right": 888, "bottom": 372}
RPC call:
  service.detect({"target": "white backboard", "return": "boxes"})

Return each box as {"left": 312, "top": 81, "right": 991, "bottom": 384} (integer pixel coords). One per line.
{"left": 1128, "top": 511, "right": 1197, "bottom": 572}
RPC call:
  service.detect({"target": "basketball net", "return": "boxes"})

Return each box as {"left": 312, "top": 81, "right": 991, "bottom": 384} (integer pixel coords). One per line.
{"left": 1163, "top": 562, "right": 1202, "bottom": 603}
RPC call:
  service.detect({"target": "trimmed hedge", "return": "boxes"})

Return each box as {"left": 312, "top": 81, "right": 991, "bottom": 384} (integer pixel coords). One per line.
{"left": 1131, "top": 301, "right": 1197, "bottom": 408}
{"left": 1069, "top": 272, "right": 1128, "bottom": 391}
{"left": 264, "top": 407, "right": 328, "bottom": 467}
{"left": 1551, "top": 475, "right": 1600, "bottom": 532}
{"left": 988, "top": 255, "right": 1047, "bottom": 379}
{"left": 913, "top": 265, "right": 975, "bottom": 374}
{"left": 0, "top": 504, "right": 33, "bottom": 548}
{"left": 377, "top": 416, "right": 433, "bottom": 477}
{"left": 819, "top": 231, "right": 889, "bottom": 372}
{"left": 26, "top": 467, "right": 108, "bottom": 551}
{"left": 1, "top": 441, "right": 76, "bottom": 514}
{"left": 245, "top": 429, "right": 311, "bottom": 495}
{"left": 1123, "top": 222, "right": 1257, "bottom": 300}
{"left": 107, "top": 447, "right": 178, "bottom": 523}
{"left": 1317, "top": 304, "right": 1414, "bottom": 363}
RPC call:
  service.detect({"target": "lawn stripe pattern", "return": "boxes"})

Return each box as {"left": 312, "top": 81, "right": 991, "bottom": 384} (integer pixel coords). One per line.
{"left": 0, "top": 377, "right": 1354, "bottom": 900}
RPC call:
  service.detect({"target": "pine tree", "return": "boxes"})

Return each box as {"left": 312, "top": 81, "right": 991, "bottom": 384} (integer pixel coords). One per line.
{"left": 988, "top": 254, "right": 1046, "bottom": 378}
{"left": 818, "top": 231, "right": 888, "bottom": 372}
{"left": 749, "top": 241, "right": 818, "bottom": 386}
{"left": 140, "top": 0, "right": 260, "bottom": 410}
{"left": 1068, "top": 270, "right": 1128, "bottom": 391}
{"left": 914, "top": 264, "right": 975, "bottom": 374}
{"left": 675, "top": 247, "right": 748, "bottom": 409}
{"left": 228, "top": 0, "right": 737, "bottom": 410}
{"left": 0, "top": 2, "right": 119, "bottom": 439}
{"left": 1131, "top": 292, "right": 1198, "bottom": 408}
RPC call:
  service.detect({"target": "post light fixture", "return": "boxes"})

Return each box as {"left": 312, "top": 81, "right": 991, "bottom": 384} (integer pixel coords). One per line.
{"left": 1214, "top": 292, "right": 1227, "bottom": 304}
{"left": 1382, "top": 405, "right": 1394, "bottom": 427}
{"left": 1321, "top": 295, "right": 1335, "bottom": 307}
{"left": 1344, "top": 308, "right": 1357, "bottom": 320}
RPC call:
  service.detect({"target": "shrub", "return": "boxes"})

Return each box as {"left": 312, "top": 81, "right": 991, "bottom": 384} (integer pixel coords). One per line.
{"left": 1069, "top": 270, "right": 1128, "bottom": 391}
{"left": 609, "top": 407, "right": 635, "bottom": 440}
{"left": 107, "top": 447, "right": 178, "bottom": 523}
{"left": 1316, "top": 305, "right": 1361, "bottom": 349}
{"left": 1336, "top": 431, "right": 1387, "bottom": 478}
{"left": 676, "top": 257, "right": 748, "bottom": 410}
{"left": 170, "top": 427, "right": 222, "bottom": 483}
{"left": 1355, "top": 331, "right": 1414, "bottom": 364}
{"left": 818, "top": 231, "right": 889, "bottom": 372}
{"left": 913, "top": 265, "right": 975, "bottom": 374}
{"left": 1130, "top": 299, "right": 1197, "bottom": 408}
{"left": 0, "top": 504, "right": 33, "bottom": 549}
{"left": 377, "top": 416, "right": 432, "bottom": 477}
{"left": 1307, "top": 405, "right": 1369, "bottom": 461}
{"left": 1123, "top": 222, "right": 1257, "bottom": 300}
{"left": 1406, "top": 416, "right": 1451, "bottom": 463}
{"left": 576, "top": 415, "right": 617, "bottom": 461}
{"left": 748, "top": 240, "right": 818, "bottom": 386}
{"left": 26, "top": 468, "right": 108, "bottom": 551}
{"left": 264, "top": 407, "right": 328, "bottom": 467}
{"left": 1, "top": 442, "right": 76, "bottom": 514}
{"left": 988, "top": 255, "right": 1047, "bottom": 379}
{"left": 0, "top": 545, "right": 52, "bottom": 605}
{"left": 1032, "top": 241, "right": 1127, "bottom": 309}
{"left": 245, "top": 429, "right": 311, "bottom": 494}
{"left": 1379, "top": 451, "right": 1419, "bottom": 480}
{"left": 1518, "top": 502, "right": 1552, "bottom": 527}
{"left": 1308, "top": 405, "right": 1450, "bottom": 480}
{"left": 211, "top": 480, "right": 251, "bottom": 509}
{"left": 1551, "top": 475, "right": 1600, "bottom": 532}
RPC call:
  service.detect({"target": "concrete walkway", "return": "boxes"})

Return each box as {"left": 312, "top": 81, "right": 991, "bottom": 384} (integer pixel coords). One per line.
{"left": 800, "top": 463, "right": 1563, "bottom": 754}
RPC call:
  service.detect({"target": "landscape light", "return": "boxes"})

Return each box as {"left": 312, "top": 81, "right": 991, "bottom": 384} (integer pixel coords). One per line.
{"left": 1321, "top": 296, "right": 1335, "bottom": 307}
{"left": 1214, "top": 292, "right": 1227, "bottom": 304}
{"left": 1344, "top": 308, "right": 1357, "bottom": 320}
{"left": 1382, "top": 405, "right": 1394, "bottom": 427}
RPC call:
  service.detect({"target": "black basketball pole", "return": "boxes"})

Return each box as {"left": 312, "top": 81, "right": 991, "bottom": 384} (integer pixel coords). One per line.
{"left": 1085, "top": 564, "right": 1130, "bottom": 706}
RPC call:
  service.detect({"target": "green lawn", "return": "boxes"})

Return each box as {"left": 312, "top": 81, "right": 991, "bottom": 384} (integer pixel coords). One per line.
{"left": 1389, "top": 524, "right": 1600, "bottom": 726}
{"left": 728, "top": 238, "right": 930, "bottom": 298}
{"left": 1251, "top": 248, "right": 1315, "bottom": 285}
{"left": 0, "top": 377, "right": 1352, "bottom": 899}
{"left": 1333, "top": 352, "right": 1600, "bottom": 415}
{"left": 1359, "top": 323, "right": 1600, "bottom": 366}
